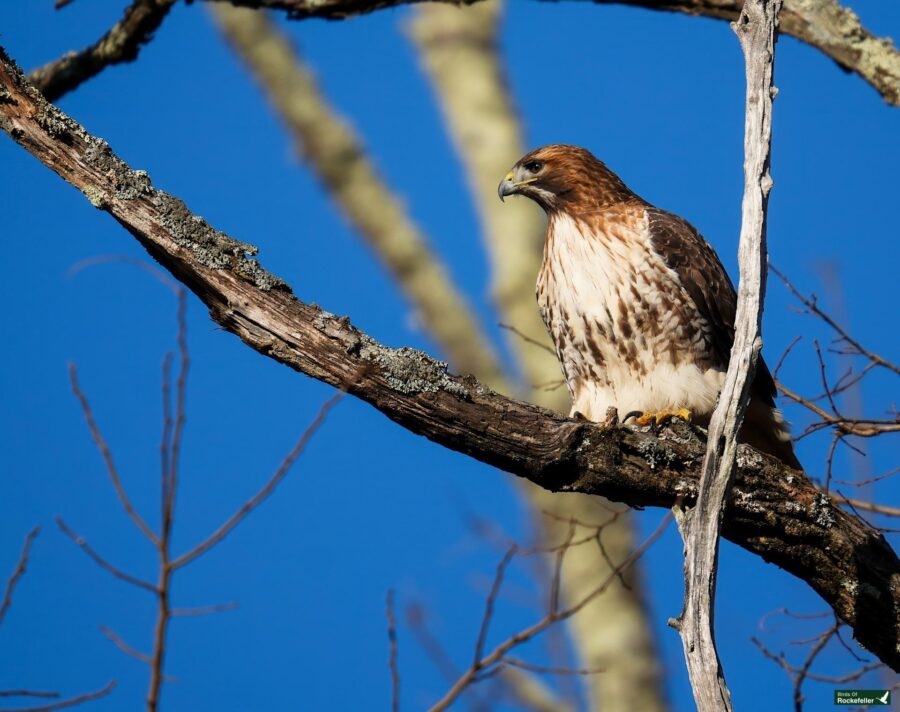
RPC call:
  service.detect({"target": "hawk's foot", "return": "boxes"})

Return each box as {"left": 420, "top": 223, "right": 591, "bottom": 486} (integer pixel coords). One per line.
{"left": 629, "top": 408, "right": 692, "bottom": 427}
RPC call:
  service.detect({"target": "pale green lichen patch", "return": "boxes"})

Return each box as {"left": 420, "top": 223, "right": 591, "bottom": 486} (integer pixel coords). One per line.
{"left": 358, "top": 337, "right": 469, "bottom": 397}
{"left": 75, "top": 134, "right": 287, "bottom": 292}
{"left": 35, "top": 106, "right": 70, "bottom": 138}
{"left": 736, "top": 444, "right": 764, "bottom": 470}
{"left": 82, "top": 186, "right": 108, "bottom": 209}
{"left": 811, "top": 492, "right": 837, "bottom": 529}
{"left": 635, "top": 438, "right": 677, "bottom": 471}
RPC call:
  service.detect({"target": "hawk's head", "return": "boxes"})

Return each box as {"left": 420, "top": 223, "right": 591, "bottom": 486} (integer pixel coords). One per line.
{"left": 498, "top": 144, "right": 636, "bottom": 213}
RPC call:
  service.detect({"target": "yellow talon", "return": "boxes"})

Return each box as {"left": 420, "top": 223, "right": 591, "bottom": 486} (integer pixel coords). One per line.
{"left": 634, "top": 408, "right": 692, "bottom": 427}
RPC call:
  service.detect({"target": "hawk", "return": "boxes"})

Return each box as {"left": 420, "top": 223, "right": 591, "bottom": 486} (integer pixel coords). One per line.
{"left": 499, "top": 144, "right": 800, "bottom": 469}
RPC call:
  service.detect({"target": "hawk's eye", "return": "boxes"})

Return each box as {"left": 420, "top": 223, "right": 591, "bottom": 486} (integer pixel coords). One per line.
{"left": 524, "top": 160, "right": 544, "bottom": 174}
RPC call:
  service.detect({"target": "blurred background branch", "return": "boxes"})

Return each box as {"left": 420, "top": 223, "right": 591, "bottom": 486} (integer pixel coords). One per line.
{"left": 410, "top": 3, "right": 667, "bottom": 709}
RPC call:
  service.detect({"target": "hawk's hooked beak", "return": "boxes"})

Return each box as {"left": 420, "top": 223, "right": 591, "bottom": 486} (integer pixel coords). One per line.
{"left": 498, "top": 170, "right": 537, "bottom": 202}
{"left": 498, "top": 171, "right": 517, "bottom": 202}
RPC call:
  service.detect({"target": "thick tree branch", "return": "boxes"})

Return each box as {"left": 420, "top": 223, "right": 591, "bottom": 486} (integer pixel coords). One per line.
{"left": 28, "top": 0, "right": 177, "bottom": 102}
{"left": 0, "top": 46, "right": 897, "bottom": 670}
{"left": 672, "top": 1, "right": 779, "bottom": 710}
{"left": 204, "top": 0, "right": 900, "bottom": 106}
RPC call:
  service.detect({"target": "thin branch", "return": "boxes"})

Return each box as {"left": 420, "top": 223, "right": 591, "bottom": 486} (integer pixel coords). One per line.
{"left": 169, "top": 602, "right": 239, "bottom": 616}
{"left": 474, "top": 546, "right": 517, "bottom": 665}
{"left": 387, "top": 590, "right": 400, "bottom": 712}
{"left": 0, "top": 527, "right": 39, "bottom": 627}
{"left": 427, "top": 514, "right": 670, "bottom": 712}
{"left": 497, "top": 667, "right": 576, "bottom": 712}
{"left": 832, "top": 466, "right": 900, "bottom": 488}
{"left": 500, "top": 656, "right": 604, "bottom": 676}
{"left": 99, "top": 625, "right": 153, "bottom": 665}
{"left": 0, "top": 693, "right": 58, "bottom": 700}
{"left": 68, "top": 364, "right": 159, "bottom": 545}
{"left": 0, "top": 681, "right": 116, "bottom": 712}
{"left": 171, "top": 391, "right": 343, "bottom": 569}
{"left": 778, "top": 380, "right": 899, "bottom": 437}
{"left": 497, "top": 324, "right": 556, "bottom": 357}
{"left": 1, "top": 56, "right": 897, "bottom": 669}
{"left": 771, "top": 264, "right": 900, "bottom": 375}
{"left": 406, "top": 603, "right": 462, "bottom": 684}
{"left": 55, "top": 517, "right": 157, "bottom": 593}
{"left": 28, "top": 0, "right": 177, "bottom": 102}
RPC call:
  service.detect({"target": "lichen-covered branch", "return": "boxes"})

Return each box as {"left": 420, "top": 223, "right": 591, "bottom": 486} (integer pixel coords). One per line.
{"left": 409, "top": 4, "right": 666, "bottom": 710}
{"left": 205, "top": 0, "right": 900, "bottom": 107}
{"left": 28, "top": 0, "right": 177, "bottom": 102}
{"left": 209, "top": 5, "right": 506, "bottom": 386}
{"left": 671, "top": 1, "right": 780, "bottom": 710}
{"left": 0, "top": 46, "right": 897, "bottom": 670}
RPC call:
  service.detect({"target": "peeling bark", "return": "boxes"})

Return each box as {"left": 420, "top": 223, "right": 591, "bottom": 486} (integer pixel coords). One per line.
{"left": 0, "top": 46, "right": 897, "bottom": 671}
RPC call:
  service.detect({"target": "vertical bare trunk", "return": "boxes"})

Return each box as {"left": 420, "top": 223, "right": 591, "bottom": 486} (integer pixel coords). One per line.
{"left": 672, "top": 1, "right": 781, "bottom": 710}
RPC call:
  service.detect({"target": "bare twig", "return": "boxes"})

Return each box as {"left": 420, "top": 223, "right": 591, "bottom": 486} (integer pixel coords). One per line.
{"left": 55, "top": 517, "right": 157, "bottom": 593}
{"left": 427, "top": 514, "right": 671, "bottom": 712}
{"left": 28, "top": 0, "right": 177, "bottom": 101}
{"left": 753, "top": 618, "right": 886, "bottom": 711}
{"left": 497, "top": 324, "right": 556, "bottom": 357}
{"left": 771, "top": 265, "right": 900, "bottom": 376}
{"left": 0, "top": 693, "right": 58, "bottom": 700}
{"left": 100, "top": 625, "right": 154, "bottom": 665}
{"left": 500, "top": 656, "right": 604, "bottom": 676}
{"left": 832, "top": 467, "right": 900, "bottom": 488}
{"left": 406, "top": 603, "right": 461, "bottom": 684}
{"left": 778, "top": 380, "right": 899, "bottom": 438}
{"left": 673, "top": 2, "right": 781, "bottom": 710}
{"left": 0, "top": 681, "right": 116, "bottom": 712}
{"left": 68, "top": 364, "right": 159, "bottom": 545}
{"left": 0, "top": 527, "right": 39, "bottom": 627}
{"left": 170, "top": 391, "right": 343, "bottom": 570}
{"left": 474, "top": 547, "right": 517, "bottom": 665}
{"left": 169, "top": 602, "right": 239, "bottom": 616}
{"left": 387, "top": 590, "right": 400, "bottom": 712}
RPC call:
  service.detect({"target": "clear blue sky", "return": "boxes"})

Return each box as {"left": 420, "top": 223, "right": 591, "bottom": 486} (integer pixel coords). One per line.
{"left": 1, "top": 1, "right": 897, "bottom": 710}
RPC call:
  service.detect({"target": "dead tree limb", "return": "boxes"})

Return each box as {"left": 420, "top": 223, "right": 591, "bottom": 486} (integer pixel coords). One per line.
{"left": 202, "top": 0, "right": 900, "bottom": 106}
{"left": 0, "top": 47, "right": 897, "bottom": 670}
{"left": 28, "top": 0, "right": 177, "bottom": 102}
{"left": 670, "top": 1, "right": 780, "bottom": 710}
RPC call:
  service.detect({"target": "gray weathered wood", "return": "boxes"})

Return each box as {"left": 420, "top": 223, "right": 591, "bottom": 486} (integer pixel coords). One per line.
{"left": 672, "top": 2, "right": 782, "bottom": 710}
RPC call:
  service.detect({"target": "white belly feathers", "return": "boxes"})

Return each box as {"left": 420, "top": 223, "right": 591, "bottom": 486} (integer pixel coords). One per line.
{"left": 536, "top": 210, "right": 724, "bottom": 421}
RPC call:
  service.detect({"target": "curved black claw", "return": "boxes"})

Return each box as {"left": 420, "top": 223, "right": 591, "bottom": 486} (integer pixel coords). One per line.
{"left": 622, "top": 410, "right": 644, "bottom": 424}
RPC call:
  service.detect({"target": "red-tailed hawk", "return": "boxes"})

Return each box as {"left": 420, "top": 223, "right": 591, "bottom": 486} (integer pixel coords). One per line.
{"left": 499, "top": 144, "right": 800, "bottom": 469}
